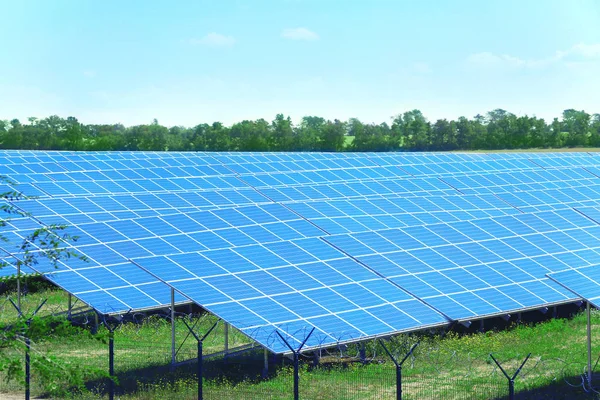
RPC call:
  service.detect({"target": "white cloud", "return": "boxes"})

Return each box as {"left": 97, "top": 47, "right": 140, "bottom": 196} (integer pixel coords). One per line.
{"left": 467, "top": 42, "right": 600, "bottom": 69}
{"left": 569, "top": 43, "right": 600, "bottom": 58}
{"left": 83, "top": 70, "right": 97, "bottom": 78}
{"left": 281, "top": 27, "right": 319, "bottom": 41}
{"left": 190, "top": 32, "right": 236, "bottom": 47}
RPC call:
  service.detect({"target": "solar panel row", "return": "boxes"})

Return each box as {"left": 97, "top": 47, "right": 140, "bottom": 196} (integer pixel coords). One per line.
{"left": 3, "top": 151, "right": 600, "bottom": 353}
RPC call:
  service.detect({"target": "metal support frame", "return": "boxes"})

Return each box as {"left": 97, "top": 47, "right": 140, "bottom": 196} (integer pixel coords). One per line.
{"left": 224, "top": 322, "right": 229, "bottom": 356}
{"left": 587, "top": 302, "right": 593, "bottom": 385}
{"left": 17, "top": 263, "right": 21, "bottom": 312}
{"left": 275, "top": 328, "right": 316, "bottom": 400}
{"left": 490, "top": 352, "right": 531, "bottom": 400}
{"left": 181, "top": 318, "right": 220, "bottom": 400}
{"left": 312, "top": 350, "right": 320, "bottom": 367}
{"left": 9, "top": 297, "right": 46, "bottom": 400}
{"left": 171, "top": 288, "right": 176, "bottom": 367}
{"left": 67, "top": 294, "right": 72, "bottom": 320}
{"left": 263, "top": 348, "right": 269, "bottom": 377}
{"left": 379, "top": 340, "right": 419, "bottom": 400}
{"left": 359, "top": 342, "right": 367, "bottom": 364}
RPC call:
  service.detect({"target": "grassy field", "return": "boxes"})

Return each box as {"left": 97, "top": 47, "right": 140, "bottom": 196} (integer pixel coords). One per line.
{"left": 2, "top": 288, "right": 600, "bottom": 399}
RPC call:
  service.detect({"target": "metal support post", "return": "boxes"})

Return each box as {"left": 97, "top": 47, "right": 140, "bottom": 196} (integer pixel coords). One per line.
{"left": 379, "top": 340, "right": 419, "bottom": 400}
{"left": 275, "top": 328, "right": 315, "bottom": 400}
{"left": 479, "top": 319, "right": 485, "bottom": 333}
{"left": 181, "top": 318, "right": 220, "bottom": 400}
{"left": 312, "top": 350, "right": 320, "bottom": 367}
{"left": 67, "top": 294, "right": 72, "bottom": 320}
{"left": 490, "top": 353, "right": 531, "bottom": 400}
{"left": 262, "top": 348, "right": 269, "bottom": 377}
{"left": 588, "top": 302, "right": 593, "bottom": 384}
{"left": 17, "top": 264, "right": 21, "bottom": 312}
{"left": 359, "top": 342, "right": 367, "bottom": 364}
{"left": 224, "top": 322, "right": 229, "bottom": 356}
{"left": 171, "top": 288, "right": 176, "bottom": 367}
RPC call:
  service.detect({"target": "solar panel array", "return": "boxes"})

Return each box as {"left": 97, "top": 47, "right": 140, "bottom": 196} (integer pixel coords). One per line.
{"left": 548, "top": 263, "right": 600, "bottom": 308}
{"left": 2, "top": 150, "right": 600, "bottom": 353}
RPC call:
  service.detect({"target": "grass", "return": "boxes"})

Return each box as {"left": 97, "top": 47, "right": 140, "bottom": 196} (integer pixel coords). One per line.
{"left": 2, "top": 288, "right": 600, "bottom": 399}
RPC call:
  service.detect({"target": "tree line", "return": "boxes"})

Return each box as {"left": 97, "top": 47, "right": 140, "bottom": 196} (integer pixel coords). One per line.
{"left": 1, "top": 109, "right": 600, "bottom": 152}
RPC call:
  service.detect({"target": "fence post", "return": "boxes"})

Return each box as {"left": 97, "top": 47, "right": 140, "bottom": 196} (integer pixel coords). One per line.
{"left": 198, "top": 339, "right": 203, "bottom": 400}
{"left": 108, "top": 328, "right": 114, "bottom": 400}
{"left": 25, "top": 327, "right": 30, "bottom": 400}
{"left": 181, "top": 318, "right": 220, "bottom": 400}
{"left": 9, "top": 297, "right": 46, "bottom": 400}
{"left": 379, "top": 340, "right": 419, "bottom": 400}
{"left": 490, "top": 353, "right": 531, "bottom": 400}
{"left": 293, "top": 352, "right": 300, "bottom": 400}
{"left": 275, "top": 328, "right": 315, "bottom": 400}
{"left": 98, "top": 315, "right": 119, "bottom": 400}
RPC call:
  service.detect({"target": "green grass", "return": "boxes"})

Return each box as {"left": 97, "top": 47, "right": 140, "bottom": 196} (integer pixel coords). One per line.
{"left": 2, "top": 288, "right": 600, "bottom": 399}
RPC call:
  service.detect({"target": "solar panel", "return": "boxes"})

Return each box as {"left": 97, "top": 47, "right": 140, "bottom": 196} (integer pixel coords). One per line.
{"left": 4, "top": 150, "right": 600, "bottom": 353}
{"left": 133, "top": 237, "right": 448, "bottom": 353}
{"left": 547, "top": 265, "right": 600, "bottom": 307}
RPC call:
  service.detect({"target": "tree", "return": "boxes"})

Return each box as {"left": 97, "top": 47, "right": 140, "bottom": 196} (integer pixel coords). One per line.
{"left": 394, "top": 110, "right": 430, "bottom": 150}
{"left": 204, "top": 122, "right": 231, "bottom": 151}
{"left": 295, "top": 116, "right": 324, "bottom": 151}
{"left": 430, "top": 119, "right": 456, "bottom": 150}
{"left": 590, "top": 114, "right": 600, "bottom": 147}
{"left": 562, "top": 109, "right": 591, "bottom": 147}
{"left": 485, "top": 109, "right": 515, "bottom": 149}
{"left": 233, "top": 119, "right": 270, "bottom": 151}
{"left": 270, "top": 114, "right": 294, "bottom": 151}
{"left": 319, "top": 119, "right": 346, "bottom": 152}
{"left": 1, "top": 109, "right": 600, "bottom": 152}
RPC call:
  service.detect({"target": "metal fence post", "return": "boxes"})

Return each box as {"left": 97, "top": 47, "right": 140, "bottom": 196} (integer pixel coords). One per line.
{"left": 108, "top": 329, "right": 114, "bottom": 400}
{"left": 198, "top": 339, "right": 203, "bottom": 400}
{"left": 490, "top": 353, "right": 531, "bottom": 400}
{"left": 8, "top": 297, "right": 45, "bottom": 400}
{"left": 293, "top": 352, "right": 300, "bottom": 400}
{"left": 275, "top": 327, "right": 315, "bottom": 400}
{"left": 25, "top": 326, "right": 30, "bottom": 400}
{"left": 379, "top": 340, "right": 419, "bottom": 400}
{"left": 181, "top": 318, "right": 220, "bottom": 400}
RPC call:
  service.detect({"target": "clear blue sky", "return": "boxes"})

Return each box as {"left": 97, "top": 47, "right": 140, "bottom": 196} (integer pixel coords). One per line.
{"left": 1, "top": 0, "right": 599, "bottom": 127}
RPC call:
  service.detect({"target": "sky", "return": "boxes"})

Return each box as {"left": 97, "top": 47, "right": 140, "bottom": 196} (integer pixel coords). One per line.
{"left": 1, "top": 0, "right": 599, "bottom": 127}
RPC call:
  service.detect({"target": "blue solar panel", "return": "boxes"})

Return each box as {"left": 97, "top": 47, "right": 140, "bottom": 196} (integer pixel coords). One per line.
{"left": 5, "top": 150, "right": 600, "bottom": 352}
